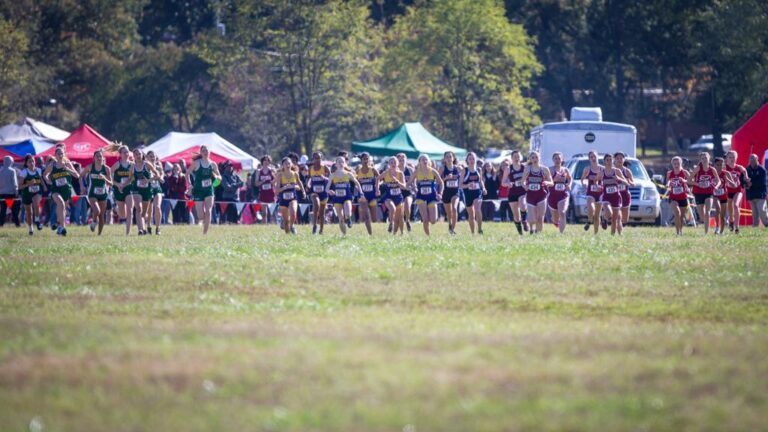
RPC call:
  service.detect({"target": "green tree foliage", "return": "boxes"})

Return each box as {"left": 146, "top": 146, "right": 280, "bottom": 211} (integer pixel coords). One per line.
{"left": 387, "top": 0, "right": 541, "bottom": 152}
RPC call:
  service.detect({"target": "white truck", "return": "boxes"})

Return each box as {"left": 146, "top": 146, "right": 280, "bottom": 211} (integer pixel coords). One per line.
{"left": 529, "top": 107, "right": 636, "bottom": 161}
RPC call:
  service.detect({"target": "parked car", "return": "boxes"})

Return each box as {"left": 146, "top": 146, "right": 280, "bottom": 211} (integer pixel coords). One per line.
{"left": 565, "top": 154, "right": 661, "bottom": 225}
{"left": 689, "top": 134, "right": 732, "bottom": 152}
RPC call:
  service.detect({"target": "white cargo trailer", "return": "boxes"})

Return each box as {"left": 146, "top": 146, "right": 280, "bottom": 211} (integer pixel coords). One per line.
{"left": 529, "top": 107, "right": 636, "bottom": 161}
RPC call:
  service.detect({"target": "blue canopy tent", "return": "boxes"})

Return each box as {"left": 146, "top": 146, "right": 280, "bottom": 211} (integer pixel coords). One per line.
{"left": 3, "top": 138, "right": 54, "bottom": 159}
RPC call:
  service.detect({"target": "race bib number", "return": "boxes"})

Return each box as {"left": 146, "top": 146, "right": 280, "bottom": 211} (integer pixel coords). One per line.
{"left": 468, "top": 182, "right": 480, "bottom": 190}
{"left": 151, "top": 180, "right": 159, "bottom": 188}
{"left": 313, "top": 185, "right": 325, "bottom": 193}
{"left": 55, "top": 177, "right": 67, "bottom": 187}
{"left": 90, "top": 173, "right": 101, "bottom": 180}
{"left": 28, "top": 185, "right": 40, "bottom": 193}
{"left": 361, "top": 183, "right": 374, "bottom": 192}
{"left": 120, "top": 178, "right": 128, "bottom": 185}
{"left": 335, "top": 188, "right": 347, "bottom": 196}
{"left": 137, "top": 179, "right": 149, "bottom": 188}
{"left": 714, "top": 187, "right": 725, "bottom": 196}
{"left": 528, "top": 183, "right": 541, "bottom": 191}
{"left": 282, "top": 191, "right": 295, "bottom": 201}
{"left": 200, "top": 179, "right": 212, "bottom": 188}
{"left": 672, "top": 186, "right": 684, "bottom": 195}
{"left": 554, "top": 183, "right": 566, "bottom": 192}
{"left": 389, "top": 187, "right": 401, "bottom": 196}
{"left": 589, "top": 184, "right": 601, "bottom": 192}
{"left": 618, "top": 184, "right": 627, "bottom": 191}
{"left": 446, "top": 179, "right": 458, "bottom": 188}
{"left": 420, "top": 186, "right": 433, "bottom": 195}
{"left": 605, "top": 186, "right": 618, "bottom": 194}
{"left": 514, "top": 180, "right": 523, "bottom": 187}
{"left": 94, "top": 187, "right": 106, "bottom": 195}
{"left": 261, "top": 183, "right": 272, "bottom": 191}
{"left": 698, "top": 180, "right": 710, "bottom": 188}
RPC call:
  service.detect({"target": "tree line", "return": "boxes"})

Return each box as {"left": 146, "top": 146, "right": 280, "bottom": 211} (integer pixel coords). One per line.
{"left": 1, "top": 0, "right": 766, "bottom": 158}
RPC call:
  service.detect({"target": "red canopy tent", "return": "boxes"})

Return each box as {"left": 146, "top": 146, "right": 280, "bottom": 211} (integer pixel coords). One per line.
{"left": 731, "top": 103, "right": 768, "bottom": 224}
{"left": 161, "top": 145, "right": 245, "bottom": 170}
{"left": 39, "top": 124, "right": 119, "bottom": 166}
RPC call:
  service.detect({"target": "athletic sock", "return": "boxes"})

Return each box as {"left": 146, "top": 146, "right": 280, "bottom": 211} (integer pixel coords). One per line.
{"left": 515, "top": 221, "right": 522, "bottom": 234}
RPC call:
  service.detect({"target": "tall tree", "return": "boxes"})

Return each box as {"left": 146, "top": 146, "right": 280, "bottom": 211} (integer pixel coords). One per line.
{"left": 388, "top": 0, "right": 541, "bottom": 151}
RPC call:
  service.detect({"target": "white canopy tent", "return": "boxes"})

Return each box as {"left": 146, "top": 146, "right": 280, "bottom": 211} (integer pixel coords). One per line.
{"left": 144, "top": 132, "right": 259, "bottom": 170}
{"left": 0, "top": 117, "right": 70, "bottom": 145}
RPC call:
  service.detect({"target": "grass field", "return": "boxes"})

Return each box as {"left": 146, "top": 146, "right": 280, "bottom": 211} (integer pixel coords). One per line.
{"left": 1, "top": 223, "right": 767, "bottom": 431}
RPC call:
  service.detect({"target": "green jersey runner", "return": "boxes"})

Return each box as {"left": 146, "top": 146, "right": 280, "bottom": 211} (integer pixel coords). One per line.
{"left": 50, "top": 163, "right": 73, "bottom": 201}
{"left": 112, "top": 161, "right": 133, "bottom": 202}
{"left": 192, "top": 160, "right": 215, "bottom": 201}
{"left": 20, "top": 168, "right": 43, "bottom": 205}
{"left": 88, "top": 165, "right": 109, "bottom": 201}
{"left": 132, "top": 162, "right": 153, "bottom": 202}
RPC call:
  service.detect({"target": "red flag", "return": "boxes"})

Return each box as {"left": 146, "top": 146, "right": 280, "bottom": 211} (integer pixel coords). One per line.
{"left": 219, "top": 202, "right": 228, "bottom": 214}
{"left": 71, "top": 195, "right": 80, "bottom": 204}
{"left": 4, "top": 198, "right": 13, "bottom": 208}
{"left": 252, "top": 203, "right": 261, "bottom": 212}
{"left": 186, "top": 200, "right": 195, "bottom": 211}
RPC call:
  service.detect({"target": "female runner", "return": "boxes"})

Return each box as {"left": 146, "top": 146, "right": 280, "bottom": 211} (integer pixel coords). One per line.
{"left": 187, "top": 145, "right": 221, "bottom": 235}
{"left": 595, "top": 153, "right": 628, "bottom": 235}
{"left": 501, "top": 150, "right": 528, "bottom": 235}
{"left": 711, "top": 157, "right": 734, "bottom": 234}
{"left": 689, "top": 152, "right": 720, "bottom": 235}
{"left": 111, "top": 145, "right": 135, "bottom": 234}
{"left": 356, "top": 152, "right": 380, "bottom": 235}
{"left": 396, "top": 153, "right": 415, "bottom": 232}
{"left": 81, "top": 150, "right": 112, "bottom": 235}
{"left": 377, "top": 157, "right": 406, "bottom": 235}
{"left": 724, "top": 150, "right": 750, "bottom": 234}
{"left": 614, "top": 152, "right": 635, "bottom": 226}
{"left": 145, "top": 150, "right": 165, "bottom": 235}
{"left": 522, "top": 151, "right": 553, "bottom": 234}
{"left": 328, "top": 156, "right": 361, "bottom": 235}
{"left": 581, "top": 150, "right": 603, "bottom": 233}
{"left": 129, "top": 149, "right": 160, "bottom": 235}
{"left": 276, "top": 156, "right": 304, "bottom": 235}
{"left": 459, "top": 152, "right": 486, "bottom": 235}
{"left": 18, "top": 154, "right": 44, "bottom": 234}
{"left": 43, "top": 146, "right": 80, "bottom": 236}
{"left": 547, "top": 152, "right": 572, "bottom": 234}
{"left": 307, "top": 152, "right": 330, "bottom": 234}
{"left": 255, "top": 156, "right": 276, "bottom": 224}
{"left": 667, "top": 156, "right": 691, "bottom": 236}
{"left": 409, "top": 154, "right": 444, "bottom": 236}
{"left": 440, "top": 151, "right": 461, "bottom": 235}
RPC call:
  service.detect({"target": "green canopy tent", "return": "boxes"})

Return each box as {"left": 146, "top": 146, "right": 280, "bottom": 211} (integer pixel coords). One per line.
{"left": 351, "top": 122, "right": 467, "bottom": 160}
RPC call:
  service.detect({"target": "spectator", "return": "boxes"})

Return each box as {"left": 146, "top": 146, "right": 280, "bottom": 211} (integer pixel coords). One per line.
{"left": 161, "top": 163, "right": 173, "bottom": 224}
{"left": 220, "top": 162, "right": 244, "bottom": 224}
{"left": 167, "top": 163, "right": 189, "bottom": 224}
{"left": 481, "top": 161, "right": 499, "bottom": 221}
{"left": 70, "top": 162, "right": 86, "bottom": 225}
{"left": 498, "top": 159, "right": 511, "bottom": 221}
{"left": 0, "top": 156, "right": 20, "bottom": 227}
{"left": 746, "top": 154, "right": 767, "bottom": 227}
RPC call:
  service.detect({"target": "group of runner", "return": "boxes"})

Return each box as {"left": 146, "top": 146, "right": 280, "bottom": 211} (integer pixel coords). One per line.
{"left": 15, "top": 143, "right": 752, "bottom": 237}
{"left": 17, "top": 143, "right": 221, "bottom": 236}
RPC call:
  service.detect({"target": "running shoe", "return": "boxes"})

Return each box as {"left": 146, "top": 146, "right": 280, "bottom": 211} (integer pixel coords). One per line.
{"left": 155, "top": 229, "right": 161, "bottom": 236}
{"left": 601, "top": 217, "right": 608, "bottom": 230}
{"left": 147, "top": 226, "right": 152, "bottom": 234}
{"left": 406, "top": 220, "right": 411, "bottom": 232}
{"left": 290, "top": 226, "right": 297, "bottom": 235}
{"left": 346, "top": 218, "right": 352, "bottom": 229}
{"left": 312, "top": 224, "right": 317, "bottom": 235}
{"left": 478, "top": 228, "right": 484, "bottom": 235}
{"left": 522, "top": 220, "right": 530, "bottom": 232}
{"left": 387, "top": 221, "right": 393, "bottom": 233}
{"left": 583, "top": 222, "right": 590, "bottom": 231}
{"left": 36, "top": 222, "right": 43, "bottom": 231}
{"left": 51, "top": 223, "right": 57, "bottom": 231}
{"left": 90, "top": 222, "right": 96, "bottom": 232}
{"left": 28, "top": 227, "right": 33, "bottom": 236}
